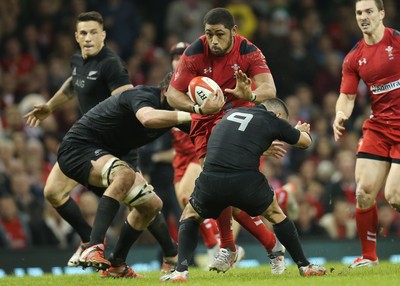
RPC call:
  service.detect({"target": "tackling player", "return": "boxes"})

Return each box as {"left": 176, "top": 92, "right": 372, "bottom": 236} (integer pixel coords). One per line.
{"left": 56, "top": 72, "right": 191, "bottom": 275}
{"left": 161, "top": 98, "right": 326, "bottom": 282}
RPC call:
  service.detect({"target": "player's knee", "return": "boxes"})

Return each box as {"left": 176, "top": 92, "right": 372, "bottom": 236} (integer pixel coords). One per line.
{"left": 43, "top": 186, "right": 56, "bottom": 204}
{"left": 133, "top": 195, "right": 162, "bottom": 221}
{"left": 263, "top": 202, "right": 285, "bottom": 224}
{"left": 149, "top": 194, "right": 163, "bottom": 213}
{"left": 43, "top": 184, "right": 64, "bottom": 206}
{"left": 385, "top": 192, "right": 400, "bottom": 212}
{"left": 355, "top": 185, "right": 375, "bottom": 207}
{"left": 123, "top": 179, "right": 158, "bottom": 209}
{"left": 178, "top": 194, "right": 188, "bottom": 207}
{"left": 43, "top": 184, "right": 53, "bottom": 200}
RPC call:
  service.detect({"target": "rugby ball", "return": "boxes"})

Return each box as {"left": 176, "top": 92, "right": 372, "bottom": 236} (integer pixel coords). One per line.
{"left": 188, "top": 76, "right": 222, "bottom": 105}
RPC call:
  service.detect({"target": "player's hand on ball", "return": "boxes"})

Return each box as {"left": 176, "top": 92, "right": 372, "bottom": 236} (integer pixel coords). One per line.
{"left": 201, "top": 89, "right": 225, "bottom": 114}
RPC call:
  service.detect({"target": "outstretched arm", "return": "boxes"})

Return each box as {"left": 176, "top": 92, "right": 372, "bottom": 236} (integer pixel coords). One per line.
{"left": 25, "top": 77, "right": 76, "bottom": 127}
{"left": 136, "top": 107, "right": 191, "bottom": 128}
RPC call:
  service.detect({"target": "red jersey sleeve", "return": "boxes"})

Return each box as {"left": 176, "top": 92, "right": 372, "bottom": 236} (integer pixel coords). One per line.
{"left": 170, "top": 54, "right": 197, "bottom": 93}
{"left": 340, "top": 51, "right": 360, "bottom": 95}
{"left": 245, "top": 47, "right": 270, "bottom": 77}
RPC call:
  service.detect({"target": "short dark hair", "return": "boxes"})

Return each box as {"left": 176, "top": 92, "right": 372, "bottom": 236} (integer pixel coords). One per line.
{"left": 262, "top": 98, "right": 289, "bottom": 118}
{"left": 160, "top": 72, "right": 174, "bottom": 110}
{"left": 355, "top": 0, "right": 384, "bottom": 11}
{"left": 160, "top": 71, "right": 173, "bottom": 91}
{"left": 77, "top": 11, "right": 104, "bottom": 26}
{"left": 203, "top": 8, "right": 235, "bottom": 29}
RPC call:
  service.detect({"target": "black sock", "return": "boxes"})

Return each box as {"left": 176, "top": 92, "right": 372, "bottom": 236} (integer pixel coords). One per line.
{"left": 273, "top": 218, "right": 310, "bottom": 267}
{"left": 176, "top": 219, "right": 200, "bottom": 272}
{"left": 148, "top": 212, "right": 178, "bottom": 257}
{"left": 55, "top": 197, "right": 91, "bottom": 242}
{"left": 90, "top": 195, "right": 120, "bottom": 245}
{"left": 109, "top": 220, "right": 143, "bottom": 266}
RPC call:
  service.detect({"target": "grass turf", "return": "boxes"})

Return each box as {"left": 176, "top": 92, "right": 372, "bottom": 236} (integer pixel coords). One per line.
{"left": 0, "top": 261, "right": 397, "bottom": 286}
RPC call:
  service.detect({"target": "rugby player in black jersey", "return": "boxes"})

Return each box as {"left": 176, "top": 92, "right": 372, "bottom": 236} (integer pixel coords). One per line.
{"left": 161, "top": 98, "right": 326, "bottom": 282}
{"left": 56, "top": 72, "right": 191, "bottom": 273}
{"left": 25, "top": 11, "right": 180, "bottom": 277}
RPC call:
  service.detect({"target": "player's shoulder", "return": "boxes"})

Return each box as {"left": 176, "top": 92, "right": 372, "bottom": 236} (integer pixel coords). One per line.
{"left": 95, "top": 46, "right": 122, "bottom": 64}
{"left": 71, "top": 50, "right": 83, "bottom": 63}
{"left": 387, "top": 27, "right": 400, "bottom": 44}
{"left": 98, "top": 46, "right": 119, "bottom": 58}
{"left": 343, "top": 40, "right": 363, "bottom": 65}
{"left": 236, "top": 35, "right": 258, "bottom": 55}
{"left": 255, "top": 105, "right": 279, "bottom": 121}
{"left": 347, "top": 41, "right": 361, "bottom": 56}
{"left": 129, "top": 85, "right": 160, "bottom": 103}
{"left": 133, "top": 85, "right": 160, "bottom": 94}
{"left": 98, "top": 47, "right": 126, "bottom": 70}
{"left": 385, "top": 27, "right": 400, "bottom": 37}
{"left": 184, "top": 38, "right": 204, "bottom": 57}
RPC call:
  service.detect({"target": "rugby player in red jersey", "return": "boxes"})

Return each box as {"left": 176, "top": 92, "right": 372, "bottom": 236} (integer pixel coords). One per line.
{"left": 333, "top": 0, "right": 400, "bottom": 268}
{"left": 166, "top": 8, "right": 286, "bottom": 274}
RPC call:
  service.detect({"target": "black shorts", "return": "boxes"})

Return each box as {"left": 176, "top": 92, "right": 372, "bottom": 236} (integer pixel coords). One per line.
{"left": 58, "top": 138, "right": 111, "bottom": 189}
{"left": 58, "top": 138, "right": 139, "bottom": 197}
{"left": 189, "top": 170, "right": 274, "bottom": 219}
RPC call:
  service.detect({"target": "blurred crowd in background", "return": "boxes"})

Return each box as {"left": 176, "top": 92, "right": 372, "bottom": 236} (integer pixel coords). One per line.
{"left": 1, "top": 0, "right": 400, "bottom": 251}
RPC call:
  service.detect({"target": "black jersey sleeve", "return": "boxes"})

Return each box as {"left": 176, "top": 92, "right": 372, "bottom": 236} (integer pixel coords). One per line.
{"left": 127, "top": 86, "right": 161, "bottom": 114}
{"left": 100, "top": 57, "right": 131, "bottom": 92}
{"left": 275, "top": 119, "right": 301, "bottom": 145}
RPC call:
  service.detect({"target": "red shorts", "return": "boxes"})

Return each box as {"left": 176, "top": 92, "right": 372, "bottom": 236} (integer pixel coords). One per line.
{"left": 190, "top": 113, "right": 225, "bottom": 159}
{"left": 189, "top": 100, "right": 255, "bottom": 159}
{"left": 172, "top": 129, "right": 199, "bottom": 184}
{"left": 275, "top": 187, "right": 288, "bottom": 212}
{"left": 358, "top": 119, "right": 400, "bottom": 161}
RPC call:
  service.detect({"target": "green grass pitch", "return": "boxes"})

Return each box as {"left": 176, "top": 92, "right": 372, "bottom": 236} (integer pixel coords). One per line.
{"left": 1, "top": 261, "right": 398, "bottom": 286}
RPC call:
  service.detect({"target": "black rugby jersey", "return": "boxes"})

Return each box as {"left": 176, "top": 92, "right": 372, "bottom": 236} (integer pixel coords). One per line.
{"left": 64, "top": 86, "right": 171, "bottom": 157}
{"left": 70, "top": 46, "right": 131, "bottom": 113}
{"left": 204, "top": 105, "right": 300, "bottom": 172}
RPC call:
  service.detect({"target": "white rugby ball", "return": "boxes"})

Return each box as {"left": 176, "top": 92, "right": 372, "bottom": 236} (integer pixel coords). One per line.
{"left": 188, "top": 76, "right": 222, "bottom": 105}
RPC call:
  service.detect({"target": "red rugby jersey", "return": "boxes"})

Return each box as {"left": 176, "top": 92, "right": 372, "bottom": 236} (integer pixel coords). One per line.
{"left": 170, "top": 34, "right": 271, "bottom": 113}
{"left": 340, "top": 28, "right": 400, "bottom": 126}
